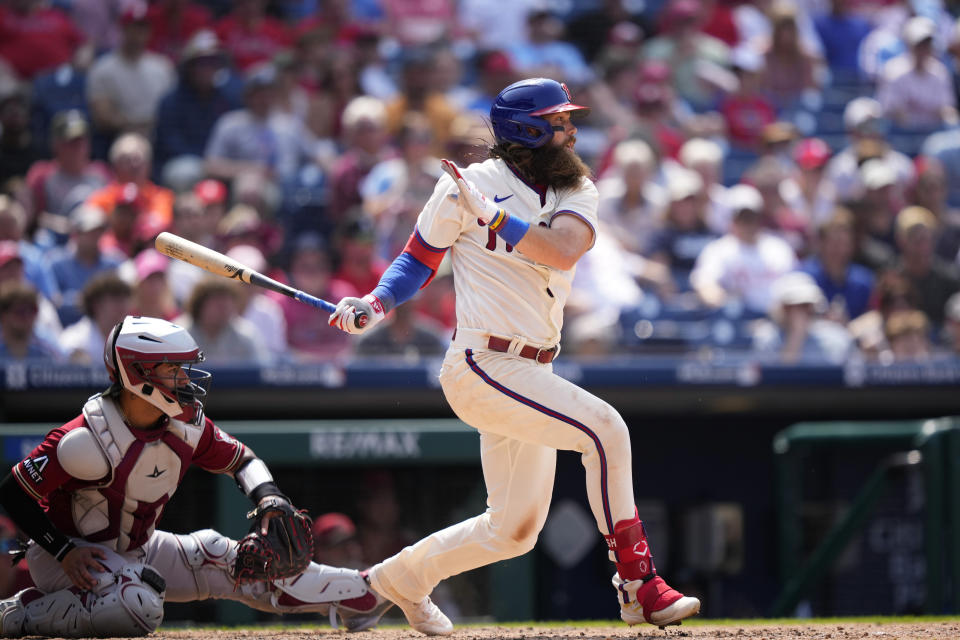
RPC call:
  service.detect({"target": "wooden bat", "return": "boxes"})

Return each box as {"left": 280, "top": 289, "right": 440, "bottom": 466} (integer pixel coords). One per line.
{"left": 155, "top": 232, "right": 367, "bottom": 327}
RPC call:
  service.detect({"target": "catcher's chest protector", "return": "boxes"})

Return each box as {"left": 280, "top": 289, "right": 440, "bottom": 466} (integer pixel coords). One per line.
{"left": 73, "top": 396, "right": 203, "bottom": 552}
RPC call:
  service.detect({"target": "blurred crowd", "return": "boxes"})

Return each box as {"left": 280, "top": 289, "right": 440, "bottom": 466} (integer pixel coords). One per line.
{"left": 1, "top": 0, "right": 960, "bottom": 368}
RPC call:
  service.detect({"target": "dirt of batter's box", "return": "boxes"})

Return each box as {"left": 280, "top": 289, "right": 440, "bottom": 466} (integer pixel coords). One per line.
{"left": 151, "top": 621, "right": 960, "bottom": 640}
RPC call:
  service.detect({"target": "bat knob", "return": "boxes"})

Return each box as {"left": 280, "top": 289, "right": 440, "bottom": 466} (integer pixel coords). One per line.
{"left": 356, "top": 313, "right": 368, "bottom": 329}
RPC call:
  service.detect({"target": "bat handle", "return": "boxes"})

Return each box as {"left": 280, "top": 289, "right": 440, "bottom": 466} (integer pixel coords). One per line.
{"left": 295, "top": 292, "right": 368, "bottom": 329}
{"left": 295, "top": 292, "right": 336, "bottom": 313}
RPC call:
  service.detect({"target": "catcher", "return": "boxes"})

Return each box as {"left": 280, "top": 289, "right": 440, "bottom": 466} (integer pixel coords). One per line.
{"left": 0, "top": 316, "right": 390, "bottom": 637}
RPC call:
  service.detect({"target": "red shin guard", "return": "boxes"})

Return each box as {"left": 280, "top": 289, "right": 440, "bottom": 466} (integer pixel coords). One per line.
{"left": 604, "top": 514, "right": 657, "bottom": 581}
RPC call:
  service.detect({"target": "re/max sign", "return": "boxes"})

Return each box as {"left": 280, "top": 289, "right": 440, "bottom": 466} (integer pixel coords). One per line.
{"left": 310, "top": 431, "right": 421, "bottom": 459}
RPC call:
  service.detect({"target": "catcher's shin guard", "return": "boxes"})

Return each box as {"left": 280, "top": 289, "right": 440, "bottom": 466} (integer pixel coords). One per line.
{"left": 272, "top": 563, "right": 392, "bottom": 630}
{"left": 0, "top": 564, "right": 165, "bottom": 638}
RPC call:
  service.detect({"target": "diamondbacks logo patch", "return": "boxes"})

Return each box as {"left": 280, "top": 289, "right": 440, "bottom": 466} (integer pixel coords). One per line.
{"left": 22, "top": 455, "right": 49, "bottom": 484}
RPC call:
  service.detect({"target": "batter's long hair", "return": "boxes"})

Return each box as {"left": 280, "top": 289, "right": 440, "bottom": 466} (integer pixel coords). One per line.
{"left": 489, "top": 140, "right": 593, "bottom": 192}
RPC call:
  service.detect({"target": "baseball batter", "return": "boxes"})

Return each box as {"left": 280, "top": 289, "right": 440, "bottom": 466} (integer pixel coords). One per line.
{"left": 329, "top": 78, "right": 701, "bottom": 635}
{"left": 0, "top": 316, "right": 389, "bottom": 637}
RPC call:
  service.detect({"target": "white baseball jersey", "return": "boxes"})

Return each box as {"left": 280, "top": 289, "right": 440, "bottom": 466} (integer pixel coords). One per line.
{"left": 414, "top": 158, "right": 599, "bottom": 346}
{"left": 370, "top": 156, "right": 644, "bottom": 608}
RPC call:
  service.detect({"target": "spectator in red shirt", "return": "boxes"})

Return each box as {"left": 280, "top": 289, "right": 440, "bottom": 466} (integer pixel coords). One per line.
{"left": 25, "top": 110, "right": 111, "bottom": 246}
{"left": 146, "top": 0, "right": 214, "bottom": 60}
{"left": 214, "top": 0, "right": 292, "bottom": 71}
{"left": 331, "top": 216, "right": 388, "bottom": 295}
{"left": 0, "top": 0, "right": 88, "bottom": 80}
{"left": 720, "top": 48, "right": 776, "bottom": 152}
{"left": 273, "top": 232, "right": 355, "bottom": 362}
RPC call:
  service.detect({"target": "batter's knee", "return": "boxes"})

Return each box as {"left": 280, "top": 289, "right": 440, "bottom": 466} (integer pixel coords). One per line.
{"left": 594, "top": 404, "right": 630, "bottom": 449}
{"left": 484, "top": 513, "right": 541, "bottom": 558}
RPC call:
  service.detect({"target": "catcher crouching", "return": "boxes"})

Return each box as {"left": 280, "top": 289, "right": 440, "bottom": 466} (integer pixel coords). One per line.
{"left": 0, "top": 316, "right": 391, "bottom": 637}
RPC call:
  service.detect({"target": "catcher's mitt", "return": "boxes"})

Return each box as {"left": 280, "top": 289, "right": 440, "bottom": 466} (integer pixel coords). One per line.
{"left": 234, "top": 496, "right": 313, "bottom": 584}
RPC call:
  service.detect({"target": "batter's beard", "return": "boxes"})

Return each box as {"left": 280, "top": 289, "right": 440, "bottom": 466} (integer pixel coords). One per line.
{"left": 489, "top": 141, "right": 593, "bottom": 192}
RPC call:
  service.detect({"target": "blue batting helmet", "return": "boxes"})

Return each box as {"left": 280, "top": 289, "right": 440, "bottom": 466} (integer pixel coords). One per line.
{"left": 490, "top": 78, "right": 590, "bottom": 148}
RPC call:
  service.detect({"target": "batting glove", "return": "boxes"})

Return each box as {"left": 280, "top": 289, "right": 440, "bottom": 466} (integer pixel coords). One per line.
{"left": 441, "top": 159, "right": 501, "bottom": 225}
{"left": 328, "top": 293, "right": 385, "bottom": 334}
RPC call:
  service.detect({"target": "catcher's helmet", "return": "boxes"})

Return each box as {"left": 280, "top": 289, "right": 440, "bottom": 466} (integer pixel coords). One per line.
{"left": 490, "top": 78, "right": 590, "bottom": 149}
{"left": 104, "top": 316, "right": 211, "bottom": 425}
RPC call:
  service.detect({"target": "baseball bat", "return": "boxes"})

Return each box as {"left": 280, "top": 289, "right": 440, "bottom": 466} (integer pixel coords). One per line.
{"left": 154, "top": 232, "right": 367, "bottom": 327}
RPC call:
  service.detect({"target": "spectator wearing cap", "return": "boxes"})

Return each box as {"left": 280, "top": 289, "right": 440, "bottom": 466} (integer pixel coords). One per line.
{"left": 851, "top": 157, "right": 902, "bottom": 271}
{"left": 0, "top": 281, "right": 62, "bottom": 362}
{"left": 0, "top": 0, "right": 88, "bottom": 81}
{"left": 741, "top": 156, "right": 808, "bottom": 254}
{"left": 752, "top": 271, "right": 856, "bottom": 364}
{"left": 690, "top": 183, "right": 798, "bottom": 314}
{"left": 780, "top": 137, "right": 836, "bottom": 231}
{"left": 444, "top": 113, "right": 492, "bottom": 169}
{"left": 205, "top": 63, "right": 327, "bottom": 185}
{"left": 848, "top": 269, "right": 919, "bottom": 358}
{"left": 0, "top": 241, "right": 62, "bottom": 347}
{"left": 891, "top": 205, "right": 960, "bottom": 327}
{"left": 58, "top": 272, "right": 131, "bottom": 364}
{"left": 154, "top": 30, "right": 241, "bottom": 190}
{"left": 274, "top": 233, "right": 356, "bottom": 362}
{"left": 176, "top": 277, "right": 269, "bottom": 365}
{"left": 48, "top": 204, "right": 124, "bottom": 326}
{"left": 224, "top": 244, "right": 287, "bottom": 361}
{"left": 800, "top": 207, "right": 874, "bottom": 322}
{"left": 145, "top": 0, "right": 214, "bottom": 60}
{"left": 214, "top": 0, "right": 292, "bottom": 72}
{"left": 312, "top": 513, "right": 365, "bottom": 569}
{"left": 908, "top": 156, "right": 960, "bottom": 264}
{"left": 719, "top": 47, "right": 776, "bottom": 152}
{"left": 813, "top": 0, "right": 872, "bottom": 73}
{"left": 678, "top": 137, "right": 730, "bottom": 235}
{"left": 129, "top": 247, "right": 179, "bottom": 321}
{"left": 647, "top": 167, "right": 719, "bottom": 289}
{"left": 624, "top": 60, "right": 689, "bottom": 161}
{"left": 86, "top": 2, "right": 175, "bottom": 141}
{"left": 0, "top": 82, "right": 42, "bottom": 186}
{"left": 884, "top": 309, "right": 933, "bottom": 362}
{"left": 330, "top": 96, "right": 394, "bottom": 221}
{"left": 824, "top": 97, "right": 914, "bottom": 203}
{"left": 877, "top": 16, "right": 957, "bottom": 130}
{"left": 642, "top": 0, "right": 731, "bottom": 110}
{"left": 86, "top": 133, "right": 175, "bottom": 250}
{"left": 0, "top": 195, "right": 59, "bottom": 305}
{"left": 462, "top": 50, "right": 518, "bottom": 117}
{"left": 194, "top": 178, "right": 228, "bottom": 223}
{"left": 760, "top": 3, "right": 823, "bottom": 115}
{"left": 24, "top": 110, "right": 110, "bottom": 246}
{"left": 596, "top": 138, "right": 666, "bottom": 255}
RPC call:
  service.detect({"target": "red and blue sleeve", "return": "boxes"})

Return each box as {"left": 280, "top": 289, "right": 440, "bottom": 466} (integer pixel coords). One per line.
{"left": 372, "top": 228, "right": 448, "bottom": 311}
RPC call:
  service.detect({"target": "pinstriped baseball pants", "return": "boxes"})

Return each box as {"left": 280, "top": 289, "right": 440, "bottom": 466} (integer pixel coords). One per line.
{"left": 370, "top": 345, "right": 635, "bottom": 604}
